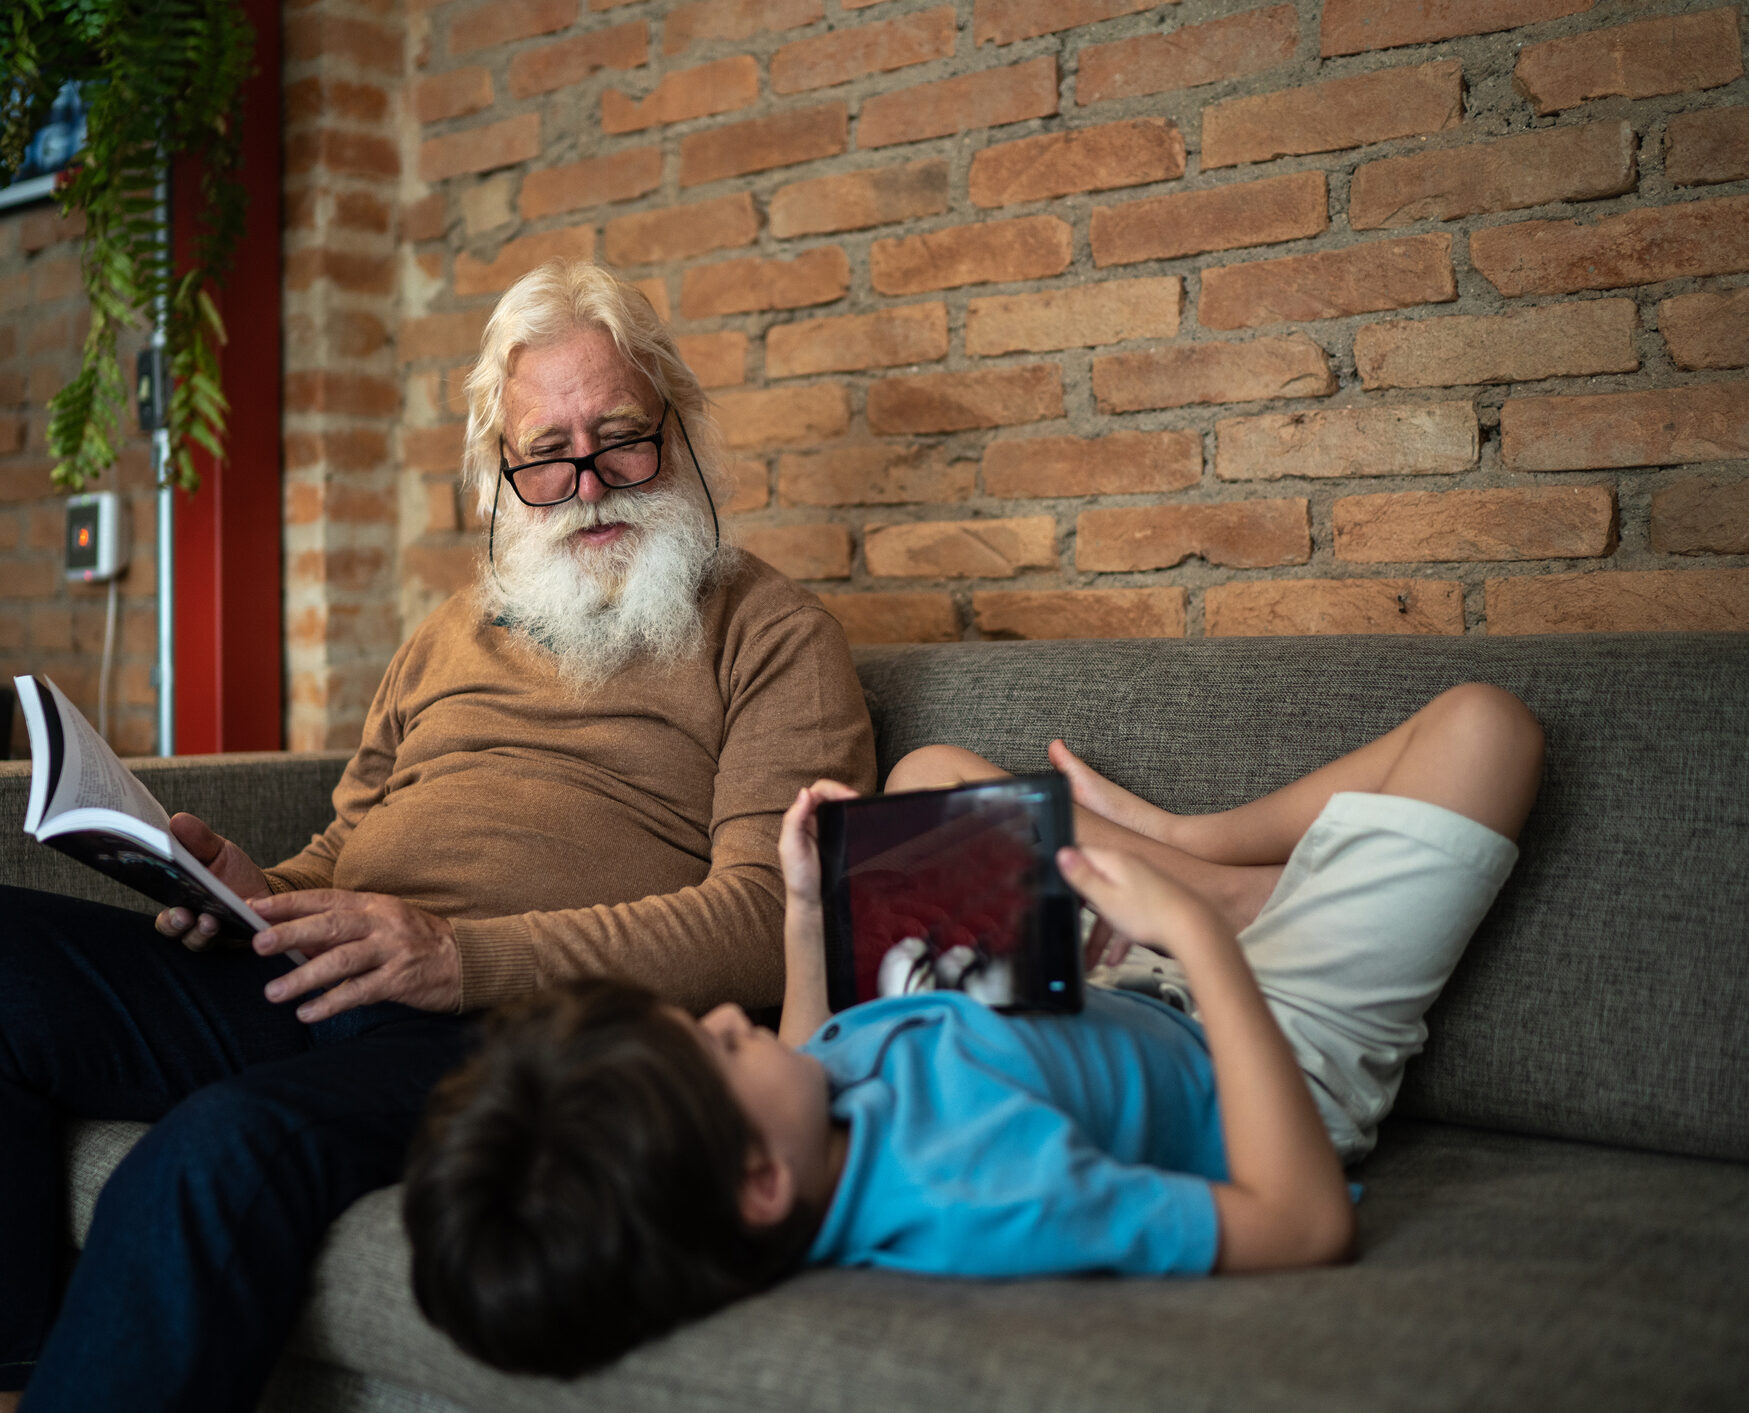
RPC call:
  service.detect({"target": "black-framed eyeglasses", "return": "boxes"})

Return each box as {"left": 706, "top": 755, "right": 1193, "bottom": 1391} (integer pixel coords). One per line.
{"left": 486, "top": 398, "right": 720, "bottom": 578}
{"left": 498, "top": 402, "right": 671, "bottom": 505}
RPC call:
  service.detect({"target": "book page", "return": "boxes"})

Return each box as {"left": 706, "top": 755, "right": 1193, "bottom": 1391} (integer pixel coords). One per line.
{"left": 30, "top": 676, "right": 171, "bottom": 833}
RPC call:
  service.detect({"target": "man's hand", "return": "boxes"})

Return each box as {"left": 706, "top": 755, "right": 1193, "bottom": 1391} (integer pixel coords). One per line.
{"left": 250, "top": 890, "right": 462, "bottom": 1022}
{"left": 155, "top": 813, "right": 272, "bottom": 950}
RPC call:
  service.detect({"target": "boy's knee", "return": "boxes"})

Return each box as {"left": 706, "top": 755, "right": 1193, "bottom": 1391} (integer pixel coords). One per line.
{"left": 885, "top": 744, "right": 1003, "bottom": 793}
{"left": 1431, "top": 684, "right": 1543, "bottom": 761}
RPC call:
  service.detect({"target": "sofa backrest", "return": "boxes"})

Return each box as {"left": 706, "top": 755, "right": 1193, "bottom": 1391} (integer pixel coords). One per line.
{"left": 855, "top": 633, "right": 1749, "bottom": 1165}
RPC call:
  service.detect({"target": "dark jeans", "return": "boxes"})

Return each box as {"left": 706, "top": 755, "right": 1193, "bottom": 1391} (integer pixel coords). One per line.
{"left": 0, "top": 886, "right": 474, "bottom": 1411}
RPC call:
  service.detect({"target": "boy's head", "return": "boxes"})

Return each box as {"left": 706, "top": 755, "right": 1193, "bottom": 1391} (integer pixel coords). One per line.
{"left": 402, "top": 981, "right": 829, "bottom": 1376}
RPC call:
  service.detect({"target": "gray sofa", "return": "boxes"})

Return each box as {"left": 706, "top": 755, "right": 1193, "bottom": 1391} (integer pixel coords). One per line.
{"left": 5, "top": 633, "right": 1747, "bottom": 1412}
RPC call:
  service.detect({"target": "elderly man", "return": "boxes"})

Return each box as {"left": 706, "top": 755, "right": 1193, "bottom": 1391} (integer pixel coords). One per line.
{"left": 0, "top": 261, "right": 875, "bottom": 1413}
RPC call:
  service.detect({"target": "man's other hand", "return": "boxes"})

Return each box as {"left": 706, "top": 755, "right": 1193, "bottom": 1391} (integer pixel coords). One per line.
{"left": 155, "top": 813, "right": 272, "bottom": 950}
{"left": 250, "top": 890, "right": 463, "bottom": 1021}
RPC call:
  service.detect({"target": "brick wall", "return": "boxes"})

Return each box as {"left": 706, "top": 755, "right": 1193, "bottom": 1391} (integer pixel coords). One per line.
{"left": 403, "top": 0, "right": 1749, "bottom": 652}
{"left": 0, "top": 207, "right": 158, "bottom": 757}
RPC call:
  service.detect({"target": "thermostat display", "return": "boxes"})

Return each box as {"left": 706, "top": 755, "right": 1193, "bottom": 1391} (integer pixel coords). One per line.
{"left": 65, "top": 492, "right": 129, "bottom": 582}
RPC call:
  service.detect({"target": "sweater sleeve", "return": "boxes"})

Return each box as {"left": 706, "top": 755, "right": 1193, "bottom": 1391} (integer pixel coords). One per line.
{"left": 261, "top": 640, "right": 411, "bottom": 895}
{"left": 447, "top": 603, "right": 876, "bottom": 1013}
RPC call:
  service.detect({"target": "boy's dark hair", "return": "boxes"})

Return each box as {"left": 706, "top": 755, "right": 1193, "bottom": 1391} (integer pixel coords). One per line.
{"left": 402, "top": 980, "right": 819, "bottom": 1376}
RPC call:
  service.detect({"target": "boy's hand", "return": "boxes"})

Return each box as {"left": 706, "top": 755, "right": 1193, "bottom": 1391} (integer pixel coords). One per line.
{"left": 778, "top": 779, "right": 861, "bottom": 907}
{"left": 1057, "top": 845, "right": 1230, "bottom": 966}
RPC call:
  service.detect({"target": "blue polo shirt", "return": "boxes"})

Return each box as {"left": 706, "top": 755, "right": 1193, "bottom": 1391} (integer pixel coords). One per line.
{"left": 801, "top": 987, "right": 1227, "bottom": 1277}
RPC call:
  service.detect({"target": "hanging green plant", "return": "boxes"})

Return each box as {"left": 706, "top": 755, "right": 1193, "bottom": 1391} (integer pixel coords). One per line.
{"left": 1, "top": 0, "right": 252, "bottom": 492}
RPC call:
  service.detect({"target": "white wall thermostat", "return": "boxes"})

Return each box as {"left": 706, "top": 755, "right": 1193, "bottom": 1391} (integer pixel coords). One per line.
{"left": 65, "top": 491, "right": 130, "bottom": 582}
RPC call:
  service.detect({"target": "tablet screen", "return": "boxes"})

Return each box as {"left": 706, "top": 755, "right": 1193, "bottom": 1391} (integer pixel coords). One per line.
{"left": 817, "top": 774, "right": 1081, "bottom": 1014}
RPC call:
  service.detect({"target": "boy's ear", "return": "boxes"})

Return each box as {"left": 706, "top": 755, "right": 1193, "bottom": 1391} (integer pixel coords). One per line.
{"left": 738, "top": 1144, "right": 796, "bottom": 1230}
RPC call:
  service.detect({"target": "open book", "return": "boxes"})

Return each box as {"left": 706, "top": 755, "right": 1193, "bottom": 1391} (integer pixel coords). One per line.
{"left": 15, "top": 674, "right": 269, "bottom": 941}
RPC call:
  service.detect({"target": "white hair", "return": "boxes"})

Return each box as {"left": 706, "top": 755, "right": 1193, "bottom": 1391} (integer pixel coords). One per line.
{"left": 462, "top": 260, "right": 725, "bottom": 516}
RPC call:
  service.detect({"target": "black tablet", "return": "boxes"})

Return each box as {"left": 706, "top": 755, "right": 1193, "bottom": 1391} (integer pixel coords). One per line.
{"left": 817, "top": 773, "right": 1082, "bottom": 1015}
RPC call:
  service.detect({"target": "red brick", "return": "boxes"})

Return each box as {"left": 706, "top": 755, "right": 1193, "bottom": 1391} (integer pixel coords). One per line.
{"left": 633, "top": 276, "right": 671, "bottom": 320}
{"left": 766, "top": 304, "right": 949, "bottom": 379}
{"left": 973, "top": 0, "right": 1163, "bottom": 46}
{"left": 1659, "top": 289, "right": 1749, "bottom": 371}
{"left": 455, "top": 226, "right": 596, "bottom": 296}
{"left": 777, "top": 443, "right": 975, "bottom": 505}
{"left": 1077, "top": 500, "right": 1309, "bottom": 571}
{"left": 818, "top": 591, "right": 959, "bottom": 644}
{"left": 1335, "top": 485, "right": 1615, "bottom": 563}
{"left": 1217, "top": 402, "right": 1477, "bottom": 482}
{"left": 602, "top": 192, "right": 759, "bottom": 266}
{"left": 867, "top": 365, "right": 1063, "bottom": 434}
{"left": 966, "top": 277, "right": 1181, "bottom": 355}
{"left": 865, "top": 516, "right": 1056, "bottom": 578}
{"left": 0, "top": 418, "right": 24, "bottom": 455}
{"left": 1485, "top": 568, "right": 1749, "bottom": 633}
{"left": 520, "top": 147, "right": 661, "bottom": 219}
{"left": 1471, "top": 196, "right": 1749, "bottom": 297}
{"left": 870, "top": 215, "right": 1072, "bottom": 295}
{"left": 770, "top": 161, "right": 950, "bottom": 238}
{"left": 1665, "top": 106, "right": 1749, "bottom": 188}
{"left": 17, "top": 207, "right": 83, "bottom": 254}
{"left": 714, "top": 384, "right": 852, "bottom": 448}
{"left": 418, "top": 114, "right": 540, "bottom": 182}
{"left": 1515, "top": 9, "right": 1743, "bottom": 116}
{"left": 679, "top": 104, "right": 849, "bottom": 187}
{"left": 506, "top": 20, "right": 648, "bottom": 97}
{"left": 1203, "top": 60, "right": 1462, "bottom": 170}
{"left": 1094, "top": 335, "right": 1335, "bottom": 412}
{"left": 1091, "top": 171, "right": 1326, "bottom": 268}
{"left": 450, "top": 0, "right": 577, "bottom": 56}
{"left": 285, "top": 76, "right": 390, "bottom": 125}
{"left": 1651, "top": 478, "right": 1749, "bottom": 555}
{"left": 284, "top": 14, "right": 401, "bottom": 73}
{"left": 414, "top": 67, "right": 492, "bottom": 123}
{"left": 335, "top": 191, "right": 392, "bottom": 234}
{"left": 1202, "top": 234, "right": 1454, "bottom": 330}
{"left": 1502, "top": 382, "right": 1749, "bottom": 471}
{"left": 399, "top": 309, "right": 492, "bottom": 362}
{"left": 974, "top": 588, "right": 1185, "bottom": 640}
{"left": 287, "top": 128, "right": 400, "bottom": 181}
{"left": 602, "top": 56, "right": 759, "bottom": 134}
{"left": 859, "top": 56, "right": 1057, "bottom": 149}
{"left": 1207, "top": 578, "right": 1464, "bottom": 636}
{"left": 663, "top": 0, "right": 823, "bottom": 57}
{"left": 675, "top": 332, "right": 747, "bottom": 388}
{"left": 283, "top": 429, "right": 391, "bottom": 475}
{"left": 681, "top": 247, "right": 849, "bottom": 317}
{"left": 1078, "top": 5, "right": 1298, "bottom": 106}
{"left": 983, "top": 429, "right": 1199, "bottom": 498}
{"left": 1354, "top": 299, "right": 1639, "bottom": 390}
{"left": 1322, "top": 0, "right": 1593, "bottom": 57}
{"left": 283, "top": 247, "right": 396, "bottom": 295}
{"left": 36, "top": 256, "right": 86, "bottom": 303}
{"left": 772, "top": 8, "right": 955, "bottom": 94}
{"left": 739, "top": 523, "right": 853, "bottom": 579}
{"left": 1349, "top": 120, "right": 1636, "bottom": 230}
{"left": 969, "top": 118, "right": 1185, "bottom": 208}
{"left": 283, "top": 372, "right": 400, "bottom": 417}
{"left": 723, "top": 457, "right": 769, "bottom": 515}
{"left": 403, "top": 423, "right": 467, "bottom": 474}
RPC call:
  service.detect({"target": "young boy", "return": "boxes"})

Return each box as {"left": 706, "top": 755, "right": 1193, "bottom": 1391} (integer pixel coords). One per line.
{"left": 402, "top": 684, "right": 1543, "bottom": 1378}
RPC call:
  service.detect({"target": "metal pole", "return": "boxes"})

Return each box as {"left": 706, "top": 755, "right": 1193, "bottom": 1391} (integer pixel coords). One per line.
{"left": 153, "top": 165, "right": 174, "bottom": 756}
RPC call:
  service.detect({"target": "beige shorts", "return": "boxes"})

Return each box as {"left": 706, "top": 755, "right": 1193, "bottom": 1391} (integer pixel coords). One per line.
{"left": 1089, "top": 791, "right": 1519, "bottom": 1162}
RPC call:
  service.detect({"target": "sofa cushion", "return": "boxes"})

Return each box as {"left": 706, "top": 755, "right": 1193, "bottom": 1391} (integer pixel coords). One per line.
{"left": 855, "top": 633, "right": 1749, "bottom": 1162}
{"left": 68, "top": 1117, "right": 1749, "bottom": 1413}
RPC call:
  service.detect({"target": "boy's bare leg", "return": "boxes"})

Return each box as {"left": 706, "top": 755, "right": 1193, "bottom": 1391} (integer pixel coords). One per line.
{"left": 1052, "top": 683, "right": 1543, "bottom": 866}
{"left": 885, "top": 747, "right": 1283, "bottom": 935}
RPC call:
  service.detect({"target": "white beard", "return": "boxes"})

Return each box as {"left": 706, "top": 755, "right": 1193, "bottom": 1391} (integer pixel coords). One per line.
{"left": 480, "top": 477, "right": 724, "bottom": 690}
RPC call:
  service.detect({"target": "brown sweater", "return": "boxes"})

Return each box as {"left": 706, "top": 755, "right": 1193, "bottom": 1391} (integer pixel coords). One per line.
{"left": 264, "top": 554, "right": 876, "bottom": 1013}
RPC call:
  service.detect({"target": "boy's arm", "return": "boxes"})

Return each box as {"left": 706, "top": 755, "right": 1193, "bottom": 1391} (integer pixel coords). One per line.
{"left": 1057, "top": 845, "right": 1356, "bottom": 1274}
{"left": 776, "top": 781, "right": 859, "bottom": 1046}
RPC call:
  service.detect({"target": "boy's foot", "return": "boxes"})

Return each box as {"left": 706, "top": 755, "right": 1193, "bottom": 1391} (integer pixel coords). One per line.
{"left": 1049, "top": 740, "right": 1180, "bottom": 845}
